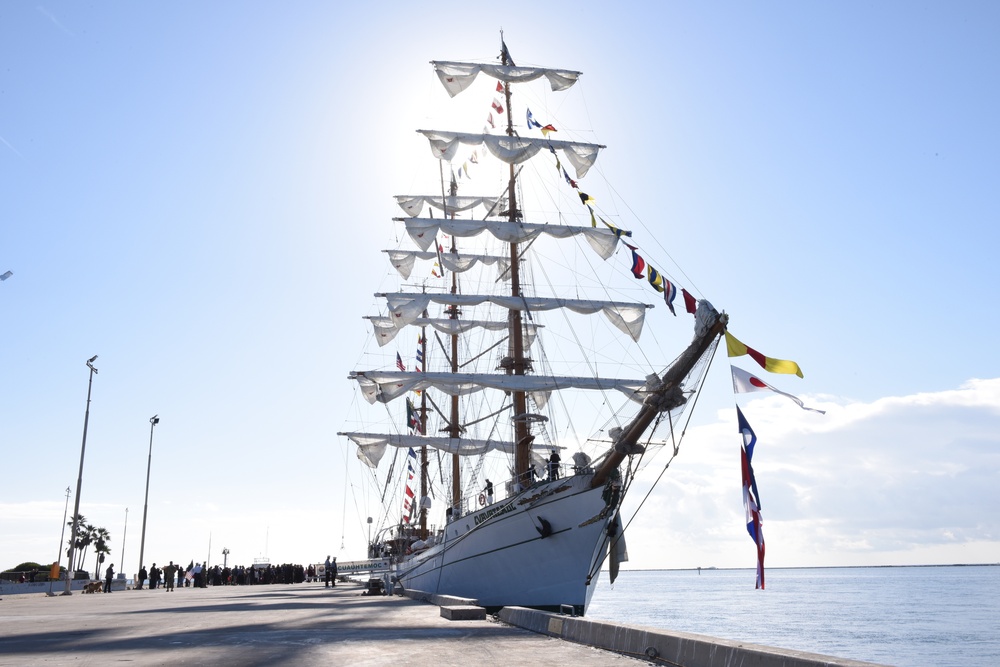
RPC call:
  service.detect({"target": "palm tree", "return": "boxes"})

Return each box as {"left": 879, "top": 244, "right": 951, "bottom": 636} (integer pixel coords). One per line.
{"left": 66, "top": 514, "right": 91, "bottom": 573}
{"left": 77, "top": 523, "right": 95, "bottom": 576}
{"left": 91, "top": 527, "right": 111, "bottom": 580}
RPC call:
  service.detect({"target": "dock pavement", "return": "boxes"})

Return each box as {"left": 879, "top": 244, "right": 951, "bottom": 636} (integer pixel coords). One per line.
{"left": 0, "top": 580, "right": 639, "bottom": 666}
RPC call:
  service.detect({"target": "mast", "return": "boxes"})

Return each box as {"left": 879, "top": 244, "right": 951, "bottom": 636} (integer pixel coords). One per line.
{"left": 418, "top": 317, "right": 429, "bottom": 539}
{"left": 500, "top": 42, "right": 533, "bottom": 489}
{"left": 445, "top": 173, "right": 462, "bottom": 516}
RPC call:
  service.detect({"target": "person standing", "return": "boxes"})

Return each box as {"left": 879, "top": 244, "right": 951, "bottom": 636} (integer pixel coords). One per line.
{"left": 330, "top": 558, "right": 338, "bottom": 587}
{"left": 485, "top": 479, "right": 494, "bottom": 505}
{"left": 137, "top": 565, "right": 148, "bottom": 590}
{"left": 149, "top": 563, "right": 160, "bottom": 590}
{"left": 104, "top": 563, "right": 114, "bottom": 593}
{"left": 324, "top": 556, "right": 332, "bottom": 588}
{"left": 163, "top": 562, "right": 177, "bottom": 592}
{"left": 548, "top": 449, "right": 561, "bottom": 481}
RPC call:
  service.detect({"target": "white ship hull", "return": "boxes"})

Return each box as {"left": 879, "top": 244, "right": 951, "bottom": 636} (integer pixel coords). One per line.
{"left": 394, "top": 474, "right": 616, "bottom": 614}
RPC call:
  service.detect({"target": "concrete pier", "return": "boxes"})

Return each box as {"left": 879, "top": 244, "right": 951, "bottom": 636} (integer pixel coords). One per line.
{"left": 0, "top": 581, "right": 886, "bottom": 666}
{"left": 499, "top": 606, "right": 886, "bottom": 667}
{"left": 0, "top": 581, "right": 636, "bottom": 666}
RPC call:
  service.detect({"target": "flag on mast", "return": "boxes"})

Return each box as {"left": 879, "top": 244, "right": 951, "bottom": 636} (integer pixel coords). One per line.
{"left": 737, "top": 407, "right": 765, "bottom": 589}
{"left": 725, "top": 331, "right": 804, "bottom": 378}
{"left": 731, "top": 366, "right": 825, "bottom": 414}
{"left": 402, "top": 447, "right": 418, "bottom": 523}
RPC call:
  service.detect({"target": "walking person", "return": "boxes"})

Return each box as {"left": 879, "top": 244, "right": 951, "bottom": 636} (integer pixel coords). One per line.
{"left": 104, "top": 563, "right": 115, "bottom": 593}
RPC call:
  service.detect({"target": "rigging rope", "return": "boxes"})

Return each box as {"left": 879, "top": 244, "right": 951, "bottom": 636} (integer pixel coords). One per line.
{"left": 588, "top": 334, "right": 723, "bottom": 580}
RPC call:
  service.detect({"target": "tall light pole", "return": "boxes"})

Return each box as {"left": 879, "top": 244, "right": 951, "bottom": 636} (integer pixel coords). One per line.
{"left": 48, "top": 486, "right": 71, "bottom": 596}
{"left": 120, "top": 507, "right": 128, "bottom": 581}
{"left": 64, "top": 355, "right": 98, "bottom": 595}
{"left": 222, "top": 548, "right": 230, "bottom": 568}
{"left": 138, "top": 414, "right": 159, "bottom": 581}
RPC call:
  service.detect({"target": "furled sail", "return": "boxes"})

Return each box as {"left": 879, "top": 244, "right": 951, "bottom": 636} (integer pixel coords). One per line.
{"left": 399, "top": 217, "right": 621, "bottom": 260}
{"left": 432, "top": 61, "right": 581, "bottom": 98}
{"left": 339, "top": 432, "right": 516, "bottom": 468}
{"left": 395, "top": 195, "right": 500, "bottom": 218}
{"left": 417, "top": 131, "right": 603, "bottom": 179}
{"left": 383, "top": 250, "right": 510, "bottom": 281}
{"left": 378, "top": 292, "right": 651, "bottom": 341}
{"left": 349, "top": 370, "right": 649, "bottom": 409}
{"left": 365, "top": 316, "right": 540, "bottom": 348}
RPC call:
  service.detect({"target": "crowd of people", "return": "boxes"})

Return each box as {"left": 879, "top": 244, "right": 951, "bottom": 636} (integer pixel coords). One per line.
{"left": 132, "top": 562, "right": 314, "bottom": 589}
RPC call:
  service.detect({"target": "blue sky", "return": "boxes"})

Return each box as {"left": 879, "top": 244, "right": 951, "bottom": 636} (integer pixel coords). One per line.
{"left": 2, "top": 2, "right": 998, "bottom": 576}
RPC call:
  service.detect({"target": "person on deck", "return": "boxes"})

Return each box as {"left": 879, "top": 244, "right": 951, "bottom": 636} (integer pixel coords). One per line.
{"left": 485, "top": 479, "right": 494, "bottom": 505}
{"left": 548, "top": 449, "right": 561, "bottom": 481}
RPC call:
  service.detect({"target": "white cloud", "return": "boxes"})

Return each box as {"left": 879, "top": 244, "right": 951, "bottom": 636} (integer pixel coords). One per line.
{"left": 619, "top": 378, "right": 1000, "bottom": 569}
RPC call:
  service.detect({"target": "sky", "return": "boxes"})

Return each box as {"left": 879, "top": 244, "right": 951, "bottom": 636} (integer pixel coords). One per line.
{"left": 2, "top": 1, "right": 999, "bottom": 578}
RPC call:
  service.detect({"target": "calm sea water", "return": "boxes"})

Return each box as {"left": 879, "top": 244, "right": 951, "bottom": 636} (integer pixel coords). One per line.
{"left": 586, "top": 566, "right": 1000, "bottom": 667}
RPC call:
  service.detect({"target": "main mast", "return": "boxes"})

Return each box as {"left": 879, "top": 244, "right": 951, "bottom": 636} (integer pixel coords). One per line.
{"left": 445, "top": 175, "right": 463, "bottom": 516}
{"left": 500, "top": 44, "right": 533, "bottom": 489}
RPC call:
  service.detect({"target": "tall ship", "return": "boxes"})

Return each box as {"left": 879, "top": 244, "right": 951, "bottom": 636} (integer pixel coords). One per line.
{"left": 339, "top": 39, "right": 729, "bottom": 615}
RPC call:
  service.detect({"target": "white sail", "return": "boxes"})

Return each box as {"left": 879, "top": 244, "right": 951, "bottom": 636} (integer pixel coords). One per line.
{"left": 378, "top": 292, "right": 651, "bottom": 341}
{"left": 394, "top": 194, "right": 500, "bottom": 218}
{"left": 399, "top": 217, "right": 621, "bottom": 260}
{"left": 364, "top": 316, "right": 540, "bottom": 348}
{"left": 432, "top": 61, "right": 581, "bottom": 97}
{"left": 349, "top": 370, "right": 648, "bottom": 409}
{"left": 418, "top": 130, "right": 603, "bottom": 179}
{"left": 339, "top": 432, "right": 516, "bottom": 468}
{"left": 383, "top": 249, "right": 510, "bottom": 281}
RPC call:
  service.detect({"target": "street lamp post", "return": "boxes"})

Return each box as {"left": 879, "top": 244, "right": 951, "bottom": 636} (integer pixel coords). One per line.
{"left": 64, "top": 355, "right": 98, "bottom": 595}
{"left": 120, "top": 507, "right": 128, "bottom": 581}
{"left": 138, "top": 415, "right": 159, "bottom": 581}
{"left": 48, "top": 487, "right": 71, "bottom": 596}
{"left": 222, "top": 548, "right": 230, "bottom": 568}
